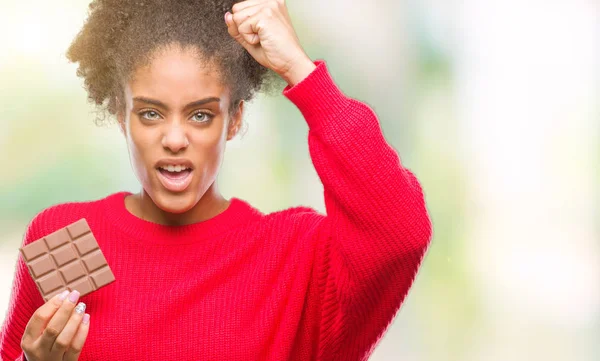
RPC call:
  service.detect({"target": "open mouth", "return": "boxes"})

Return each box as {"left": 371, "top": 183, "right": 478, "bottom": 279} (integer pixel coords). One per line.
{"left": 156, "top": 166, "right": 193, "bottom": 192}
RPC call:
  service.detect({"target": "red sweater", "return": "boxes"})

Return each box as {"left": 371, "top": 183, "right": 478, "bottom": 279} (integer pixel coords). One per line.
{"left": 1, "top": 61, "right": 432, "bottom": 361}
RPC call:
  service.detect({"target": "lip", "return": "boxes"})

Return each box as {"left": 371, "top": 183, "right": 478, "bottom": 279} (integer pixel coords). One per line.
{"left": 155, "top": 158, "right": 195, "bottom": 193}
{"left": 156, "top": 168, "right": 194, "bottom": 193}
{"left": 155, "top": 158, "right": 194, "bottom": 170}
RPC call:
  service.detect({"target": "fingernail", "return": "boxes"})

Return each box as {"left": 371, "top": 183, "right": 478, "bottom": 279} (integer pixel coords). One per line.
{"left": 58, "top": 290, "right": 70, "bottom": 301}
{"left": 68, "top": 290, "right": 80, "bottom": 303}
{"left": 75, "top": 302, "right": 86, "bottom": 314}
{"left": 82, "top": 313, "right": 90, "bottom": 325}
{"left": 224, "top": 12, "right": 230, "bottom": 24}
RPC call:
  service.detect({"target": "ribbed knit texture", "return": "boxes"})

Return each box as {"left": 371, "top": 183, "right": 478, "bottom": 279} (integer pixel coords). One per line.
{"left": 0, "top": 61, "right": 432, "bottom": 361}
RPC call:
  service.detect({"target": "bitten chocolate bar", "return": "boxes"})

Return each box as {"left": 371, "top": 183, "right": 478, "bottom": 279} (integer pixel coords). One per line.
{"left": 19, "top": 219, "right": 115, "bottom": 301}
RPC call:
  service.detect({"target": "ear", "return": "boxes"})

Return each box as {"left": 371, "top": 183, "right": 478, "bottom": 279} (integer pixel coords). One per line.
{"left": 227, "top": 100, "right": 244, "bottom": 141}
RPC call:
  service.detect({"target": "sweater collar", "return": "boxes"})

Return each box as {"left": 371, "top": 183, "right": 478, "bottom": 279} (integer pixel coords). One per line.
{"left": 103, "top": 192, "right": 262, "bottom": 245}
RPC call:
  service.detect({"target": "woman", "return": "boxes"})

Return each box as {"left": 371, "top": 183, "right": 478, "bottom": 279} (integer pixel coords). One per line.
{"left": 0, "top": 0, "right": 432, "bottom": 360}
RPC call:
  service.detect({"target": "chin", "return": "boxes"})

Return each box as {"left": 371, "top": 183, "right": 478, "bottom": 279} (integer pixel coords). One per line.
{"left": 152, "top": 189, "right": 198, "bottom": 215}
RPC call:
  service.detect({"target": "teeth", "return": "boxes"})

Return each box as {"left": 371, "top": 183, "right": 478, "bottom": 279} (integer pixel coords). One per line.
{"left": 160, "top": 165, "right": 189, "bottom": 173}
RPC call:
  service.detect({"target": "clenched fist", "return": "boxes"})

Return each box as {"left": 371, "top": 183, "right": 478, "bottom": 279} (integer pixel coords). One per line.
{"left": 225, "top": 0, "right": 317, "bottom": 86}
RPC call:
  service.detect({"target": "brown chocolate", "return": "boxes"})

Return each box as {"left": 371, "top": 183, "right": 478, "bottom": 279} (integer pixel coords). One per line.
{"left": 19, "top": 218, "right": 115, "bottom": 301}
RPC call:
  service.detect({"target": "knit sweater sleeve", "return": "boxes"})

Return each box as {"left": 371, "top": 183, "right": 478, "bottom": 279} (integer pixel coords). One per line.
{"left": 1, "top": 211, "right": 48, "bottom": 361}
{"left": 283, "top": 61, "right": 433, "bottom": 360}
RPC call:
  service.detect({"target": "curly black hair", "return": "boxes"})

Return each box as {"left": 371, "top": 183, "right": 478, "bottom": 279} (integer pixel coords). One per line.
{"left": 67, "top": 0, "right": 281, "bottom": 125}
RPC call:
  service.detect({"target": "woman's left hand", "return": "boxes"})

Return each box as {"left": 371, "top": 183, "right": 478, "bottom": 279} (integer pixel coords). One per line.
{"left": 225, "top": 0, "right": 316, "bottom": 86}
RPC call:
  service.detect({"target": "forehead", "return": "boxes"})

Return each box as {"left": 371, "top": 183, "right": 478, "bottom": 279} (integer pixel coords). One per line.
{"left": 126, "top": 45, "right": 228, "bottom": 100}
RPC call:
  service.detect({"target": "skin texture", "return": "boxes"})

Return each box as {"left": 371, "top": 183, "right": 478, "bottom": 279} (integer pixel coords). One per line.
{"left": 119, "top": 45, "right": 244, "bottom": 226}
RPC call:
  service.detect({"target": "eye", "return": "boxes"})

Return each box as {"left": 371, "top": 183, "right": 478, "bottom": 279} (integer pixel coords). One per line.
{"left": 139, "top": 110, "right": 161, "bottom": 120}
{"left": 191, "top": 111, "right": 213, "bottom": 123}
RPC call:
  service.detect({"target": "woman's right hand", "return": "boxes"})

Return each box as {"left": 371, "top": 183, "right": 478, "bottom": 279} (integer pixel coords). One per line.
{"left": 21, "top": 290, "right": 90, "bottom": 361}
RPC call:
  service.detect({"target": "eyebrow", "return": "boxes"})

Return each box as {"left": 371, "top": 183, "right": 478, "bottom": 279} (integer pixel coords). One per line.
{"left": 132, "top": 96, "right": 221, "bottom": 111}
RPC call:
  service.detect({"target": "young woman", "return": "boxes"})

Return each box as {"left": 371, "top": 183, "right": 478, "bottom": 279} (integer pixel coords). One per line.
{"left": 0, "top": 0, "right": 432, "bottom": 360}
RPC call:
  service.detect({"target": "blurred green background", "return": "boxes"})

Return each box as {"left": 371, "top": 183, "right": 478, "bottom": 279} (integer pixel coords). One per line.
{"left": 1, "top": 1, "right": 598, "bottom": 360}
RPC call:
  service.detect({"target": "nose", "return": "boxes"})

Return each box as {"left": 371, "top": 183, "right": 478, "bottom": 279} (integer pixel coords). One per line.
{"left": 161, "top": 122, "right": 189, "bottom": 154}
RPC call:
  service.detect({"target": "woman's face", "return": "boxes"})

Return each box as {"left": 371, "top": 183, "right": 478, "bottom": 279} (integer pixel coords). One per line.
{"left": 118, "top": 45, "right": 242, "bottom": 214}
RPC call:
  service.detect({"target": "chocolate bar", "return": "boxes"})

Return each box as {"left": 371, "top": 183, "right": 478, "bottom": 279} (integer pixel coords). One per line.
{"left": 19, "top": 219, "right": 115, "bottom": 301}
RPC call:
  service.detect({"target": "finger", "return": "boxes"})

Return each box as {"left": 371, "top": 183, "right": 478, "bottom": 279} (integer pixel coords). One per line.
{"left": 226, "top": 12, "right": 258, "bottom": 48}
{"left": 37, "top": 290, "right": 80, "bottom": 351}
{"left": 237, "top": 10, "right": 273, "bottom": 45}
{"left": 231, "top": 0, "right": 266, "bottom": 14}
{"left": 23, "top": 289, "right": 70, "bottom": 342}
{"left": 64, "top": 313, "right": 90, "bottom": 361}
{"left": 50, "top": 302, "right": 86, "bottom": 356}
{"left": 232, "top": 3, "right": 262, "bottom": 24}
{"left": 230, "top": 5, "right": 264, "bottom": 45}
{"left": 225, "top": 12, "right": 242, "bottom": 42}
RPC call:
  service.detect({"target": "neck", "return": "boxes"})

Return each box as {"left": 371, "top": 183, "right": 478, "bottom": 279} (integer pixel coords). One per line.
{"left": 125, "top": 183, "right": 230, "bottom": 226}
